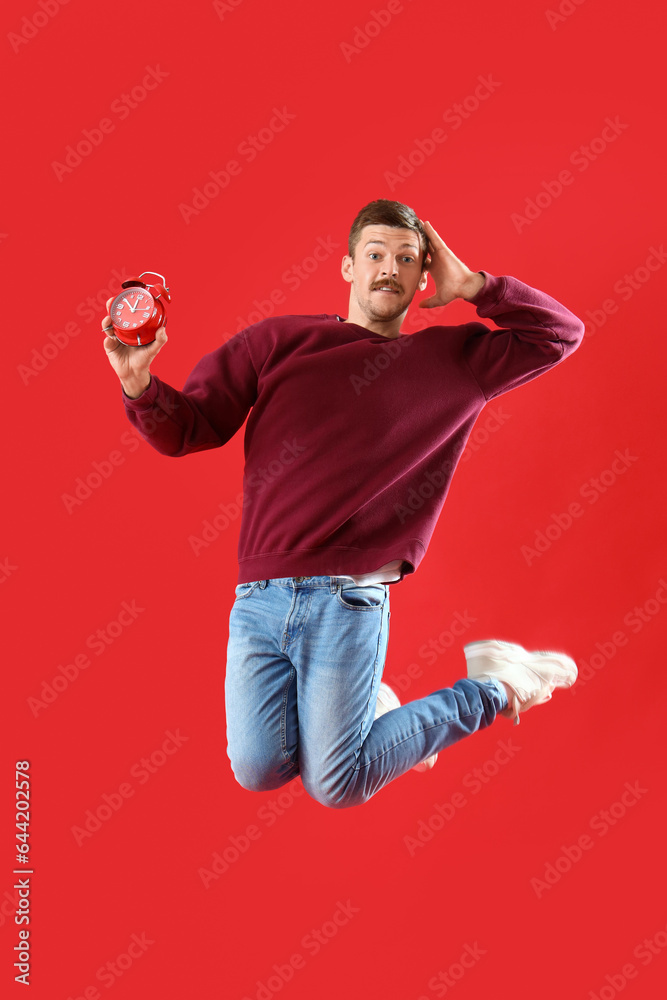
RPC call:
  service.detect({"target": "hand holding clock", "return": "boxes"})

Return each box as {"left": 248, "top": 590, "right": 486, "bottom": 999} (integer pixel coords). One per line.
{"left": 102, "top": 296, "right": 168, "bottom": 399}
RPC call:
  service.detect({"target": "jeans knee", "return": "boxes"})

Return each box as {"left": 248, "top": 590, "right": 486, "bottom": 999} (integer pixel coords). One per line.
{"left": 229, "top": 757, "right": 296, "bottom": 794}
{"left": 301, "top": 774, "right": 368, "bottom": 810}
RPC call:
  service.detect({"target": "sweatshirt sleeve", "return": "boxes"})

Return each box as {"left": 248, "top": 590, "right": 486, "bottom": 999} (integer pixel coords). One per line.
{"left": 121, "top": 328, "right": 258, "bottom": 456}
{"left": 462, "top": 271, "right": 585, "bottom": 401}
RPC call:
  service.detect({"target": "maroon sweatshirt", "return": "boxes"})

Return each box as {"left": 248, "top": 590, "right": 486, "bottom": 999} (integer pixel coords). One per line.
{"left": 122, "top": 271, "right": 584, "bottom": 585}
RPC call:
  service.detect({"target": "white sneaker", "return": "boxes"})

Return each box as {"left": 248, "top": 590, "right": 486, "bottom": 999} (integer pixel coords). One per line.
{"left": 374, "top": 682, "right": 438, "bottom": 772}
{"left": 464, "top": 639, "right": 578, "bottom": 726}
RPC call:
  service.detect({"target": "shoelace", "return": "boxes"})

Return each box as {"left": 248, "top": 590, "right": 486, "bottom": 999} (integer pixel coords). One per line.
{"left": 507, "top": 692, "right": 522, "bottom": 726}
{"left": 505, "top": 676, "right": 557, "bottom": 725}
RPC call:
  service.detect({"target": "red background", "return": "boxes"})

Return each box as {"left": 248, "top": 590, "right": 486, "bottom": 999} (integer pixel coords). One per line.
{"left": 3, "top": 0, "right": 666, "bottom": 997}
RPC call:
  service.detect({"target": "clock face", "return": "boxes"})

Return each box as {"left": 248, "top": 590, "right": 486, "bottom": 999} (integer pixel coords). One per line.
{"left": 110, "top": 287, "right": 156, "bottom": 331}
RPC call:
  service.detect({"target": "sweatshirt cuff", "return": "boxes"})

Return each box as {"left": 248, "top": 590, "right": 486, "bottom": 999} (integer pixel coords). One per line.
{"left": 466, "top": 270, "right": 506, "bottom": 308}
{"left": 121, "top": 374, "right": 159, "bottom": 409}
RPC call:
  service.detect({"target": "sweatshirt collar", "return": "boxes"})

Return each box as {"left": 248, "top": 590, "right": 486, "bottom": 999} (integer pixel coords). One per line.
{"left": 333, "top": 314, "right": 405, "bottom": 340}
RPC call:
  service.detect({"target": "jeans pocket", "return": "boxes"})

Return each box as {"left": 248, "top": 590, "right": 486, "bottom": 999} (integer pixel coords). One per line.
{"left": 336, "top": 583, "right": 385, "bottom": 610}
{"left": 234, "top": 581, "right": 260, "bottom": 601}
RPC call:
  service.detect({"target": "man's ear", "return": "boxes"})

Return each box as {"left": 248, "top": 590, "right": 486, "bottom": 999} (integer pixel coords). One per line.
{"left": 418, "top": 269, "right": 429, "bottom": 291}
{"left": 341, "top": 254, "right": 354, "bottom": 284}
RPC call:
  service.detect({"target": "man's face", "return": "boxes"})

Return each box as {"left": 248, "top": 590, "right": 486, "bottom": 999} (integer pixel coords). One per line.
{"left": 341, "top": 224, "right": 429, "bottom": 323}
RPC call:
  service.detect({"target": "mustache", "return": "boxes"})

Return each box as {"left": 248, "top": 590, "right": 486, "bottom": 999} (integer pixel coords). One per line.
{"left": 371, "top": 281, "right": 402, "bottom": 292}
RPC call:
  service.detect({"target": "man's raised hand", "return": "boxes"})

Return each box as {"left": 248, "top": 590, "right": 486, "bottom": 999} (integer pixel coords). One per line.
{"left": 418, "top": 220, "right": 485, "bottom": 308}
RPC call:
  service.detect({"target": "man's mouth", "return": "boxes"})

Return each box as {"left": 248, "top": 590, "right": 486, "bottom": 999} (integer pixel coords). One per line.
{"left": 373, "top": 285, "right": 400, "bottom": 294}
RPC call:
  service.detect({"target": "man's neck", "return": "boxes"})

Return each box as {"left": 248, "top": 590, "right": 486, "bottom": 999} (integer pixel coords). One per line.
{"left": 341, "top": 307, "right": 404, "bottom": 340}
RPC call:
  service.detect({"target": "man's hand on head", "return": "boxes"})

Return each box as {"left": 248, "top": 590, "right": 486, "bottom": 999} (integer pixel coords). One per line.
{"left": 417, "top": 220, "right": 485, "bottom": 308}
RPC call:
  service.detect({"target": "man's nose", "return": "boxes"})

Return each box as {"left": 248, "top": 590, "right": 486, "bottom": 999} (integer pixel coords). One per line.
{"left": 380, "top": 258, "right": 399, "bottom": 277}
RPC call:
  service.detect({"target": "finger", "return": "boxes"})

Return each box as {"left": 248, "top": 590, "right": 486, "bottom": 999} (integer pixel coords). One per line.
{"left": 150, "top": 327, "right": 168, "bottom": 351}
{"left": 142, "top": 327, "right": 168, "bottom": 360}
{"left": 419, "top": 219, "right": 432, "bottom": 243}
{"left": 106, "top": 296, "right": 114, "bottom": 312}
{"left": 421, "top": 219, "right": 447, "bottom": 249}
{"left": 103, "top": 334, "right": 122, "bottom": 354}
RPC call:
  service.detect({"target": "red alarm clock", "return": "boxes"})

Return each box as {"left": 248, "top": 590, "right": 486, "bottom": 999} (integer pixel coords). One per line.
{"left": 108, "top": 272, "right": 170, "bottom": 347}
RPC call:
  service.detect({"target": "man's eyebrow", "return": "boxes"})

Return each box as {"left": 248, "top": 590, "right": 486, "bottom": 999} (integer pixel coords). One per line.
{"left": 363, "top": 239, "right": 419, "bottom": 251}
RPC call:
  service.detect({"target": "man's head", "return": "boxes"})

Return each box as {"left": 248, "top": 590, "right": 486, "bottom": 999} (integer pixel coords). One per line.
{"left": 341, "top": 199, "right": 431, "bottom": 335}
{"left": 347, "top": 199, "right": 429, "bottom": 268}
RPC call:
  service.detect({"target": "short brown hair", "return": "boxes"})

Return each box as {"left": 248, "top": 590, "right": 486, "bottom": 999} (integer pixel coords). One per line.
{"left": 348, "top": 199, "right": 429, "bottom": 268}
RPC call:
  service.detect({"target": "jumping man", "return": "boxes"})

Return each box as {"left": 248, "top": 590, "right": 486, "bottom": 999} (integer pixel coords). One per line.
{"left": 102, "top": 199, "right": 584, "bottom": 809}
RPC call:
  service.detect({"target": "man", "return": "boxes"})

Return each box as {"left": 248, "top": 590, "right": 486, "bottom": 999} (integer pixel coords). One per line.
{"left": 102, "top": 199, "right": 584, "bottom": 810}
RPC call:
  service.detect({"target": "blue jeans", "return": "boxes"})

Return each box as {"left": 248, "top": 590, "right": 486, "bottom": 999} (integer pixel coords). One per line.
{"left": 224, "top": 576, "right": 508, "bottom": 809}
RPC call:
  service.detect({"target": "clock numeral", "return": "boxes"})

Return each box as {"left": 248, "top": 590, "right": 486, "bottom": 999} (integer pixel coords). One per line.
{"left": 122, "top": 321, "right": 129, "bottom": 328}
{"left": 143, "top": 312, "right": 150, "bottom": 319}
